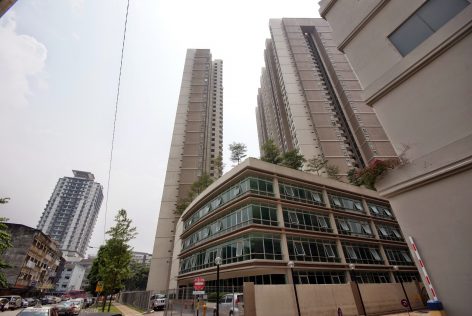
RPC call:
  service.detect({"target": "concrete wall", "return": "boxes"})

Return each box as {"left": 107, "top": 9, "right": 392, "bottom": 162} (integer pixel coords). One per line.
{"left": 359, "top": 282, "right": 423, "bottom": 314}
{"left": 384, "top": 168, "right": 472, "bottom": 315}
{"left": 246, "top": 281, "right": 422, "bottom": 316}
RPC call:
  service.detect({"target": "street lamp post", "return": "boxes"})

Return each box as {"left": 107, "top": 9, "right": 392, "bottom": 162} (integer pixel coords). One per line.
{"left": 287, "top": 261, "right": 301, "bottom": 316}
{"left": 215, "top": 256, "right": 222, "bottom": 316}
{"left": 393, "top": 266, "right": 412, "bottom": 312}
{"left": 349, "top": 264, "right": 366, "bottom": 316}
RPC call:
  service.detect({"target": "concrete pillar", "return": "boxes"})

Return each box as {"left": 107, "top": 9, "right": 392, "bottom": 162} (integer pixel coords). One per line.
{"left": 243, "top": 282, "right": 256, "bottom": 316}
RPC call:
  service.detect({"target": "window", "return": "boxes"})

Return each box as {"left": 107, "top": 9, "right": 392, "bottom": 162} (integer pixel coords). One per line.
{"left": 283, "top": 209, "right": 332, "bottom": 233}
{"left": 343, "top": 242, "right": 383, "bottom": 264}
{"left": 389, "top": 0, "right": 469, "bottom": 56}
{"left": 336, "top": 217, "right": 373, "bottom": 238}
{"left": 288, "top": 212, "right": 299, "bottom": 224}
{"left": 329, "top": 194, "right": 364, "bottom": 213}
{"left": 385, "top": 248, "right": 415, "bottom": 266}
{"left": 279, "top": 183, "right": 324, "bottom": 206}
{"left": 294, "top": 242, "right": 305, "bottom": 256}
{"left": 318, "top": 217, "right": 328, "bottom": 228}
{"left": 369, "top": 248, "right": 382, "bottom": 261}
{"left": 288, "top": 236, "right": 340, "bottom": 263}
{"left": 346, "top": 246, "right": 357, "bottom": 259}
{"left": 324, "top": 244, "right": 335, "bottom": 258}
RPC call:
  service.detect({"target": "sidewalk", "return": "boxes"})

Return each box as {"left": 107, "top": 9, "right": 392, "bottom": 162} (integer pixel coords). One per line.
{"left": 113, "top": 303, "right": 164, "bottom": 316}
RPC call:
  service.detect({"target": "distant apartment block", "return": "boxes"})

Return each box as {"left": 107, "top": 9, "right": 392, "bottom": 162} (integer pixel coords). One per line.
{"left": 320, "top": 0, "right": 472, "bottom": 314}
{"left": 3, "top": 223, "right": 62, "bottom": 291}
{"left": 37, "top": 170, "right": 103, "bottom": 259}
{"left": 56, "top": 261, "right": 85, "bottom": 291}
{"left": 176, "top": 158, "right": 419, "bottom": 288}
{"left": 147, "top": 49, "right": 223, "bottom": 291}
{"left": 256, "top": 18, "right": 396, "bottom": 177}
{"left": 132, "top": 251, "right": 152, "bottom": 266}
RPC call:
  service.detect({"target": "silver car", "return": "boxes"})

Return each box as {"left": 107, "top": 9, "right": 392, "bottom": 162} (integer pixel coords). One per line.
{"left": 216, "top": 293, "right": 244, "bottom": 316}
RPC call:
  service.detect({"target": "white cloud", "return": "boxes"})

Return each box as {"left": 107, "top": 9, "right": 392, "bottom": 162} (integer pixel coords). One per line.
{"left": 0, "top": 12, "right": 47, "bottom": 108}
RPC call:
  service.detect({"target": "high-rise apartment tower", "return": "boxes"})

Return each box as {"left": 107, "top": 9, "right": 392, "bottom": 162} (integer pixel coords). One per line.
{"left": 147, "top": 49, "right": 223, "bottom": 291}
{"left": 37, "top": 170, "right": 103, "bottom": 259}
{"left": 256, "top": 18, "right": 396, "bottom": 177}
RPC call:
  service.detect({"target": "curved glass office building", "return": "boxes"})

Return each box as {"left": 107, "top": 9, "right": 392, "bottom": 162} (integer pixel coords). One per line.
{"left": 173, "top": 158, "right": 418, "bottom": 288}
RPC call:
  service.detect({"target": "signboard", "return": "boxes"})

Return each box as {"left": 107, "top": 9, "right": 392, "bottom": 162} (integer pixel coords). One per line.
{"left": 193, "top": 291, "right": 205, "bottom": 295}
{"left": 95, "top": 281, "right": 104, "bottom": 293}
{"left": 194, "top": 277, "right": 205, "bottom": 291}
{"left": 401, "top": 299, "right": 409, "bottom": 308}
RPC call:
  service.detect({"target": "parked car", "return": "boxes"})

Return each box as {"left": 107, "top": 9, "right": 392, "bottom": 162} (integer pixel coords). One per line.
{"left": 150, "top": 294, "right": 166, "bottom": 311}
{"left": 56, "top": 301, "right": 81, "bottom": 316}
{"left": 24, "top": 298, "right": 37, "bottom": 307}
{"left": 0, "top": 298, "right": 9, "bottom": 312}
{"left": 0, "top": 295, "right": 22, "bottom": 310}
{"left": 84, "top": 297, "right": 95, "bottom": 308}
{"left": 216, "top": 293, "right": 244, "bottom": 316}
{"left": 68, "top": 299, "right": 83, "bottom": 314}
{"left": 17, "top": 306, "right": 59, "bottom": 316}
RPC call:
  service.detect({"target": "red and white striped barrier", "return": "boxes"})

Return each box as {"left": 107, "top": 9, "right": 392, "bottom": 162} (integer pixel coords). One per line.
{"left": 408, "top": 236, "right": 438, "bottom": 301}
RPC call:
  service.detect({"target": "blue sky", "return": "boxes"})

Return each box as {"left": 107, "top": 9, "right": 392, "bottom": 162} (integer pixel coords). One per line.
{"left": 0, "top": 0, "right": 319, "bottom": 255}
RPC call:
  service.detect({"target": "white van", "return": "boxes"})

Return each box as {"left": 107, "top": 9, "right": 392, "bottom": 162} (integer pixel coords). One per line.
{"left": 0, "top": 295, "right": 22, "bottom": 310}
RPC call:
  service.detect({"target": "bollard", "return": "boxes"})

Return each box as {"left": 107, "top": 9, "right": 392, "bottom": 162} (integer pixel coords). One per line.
{"left": 202, "top": 302, "right": 207, "bottom": 316}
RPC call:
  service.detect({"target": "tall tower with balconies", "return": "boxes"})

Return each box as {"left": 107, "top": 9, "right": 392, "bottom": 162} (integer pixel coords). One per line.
{"left": 147, "top": 49, "right": 223, "bottom": 291}
{"left": 37, "top": 170, "right": 103, "bottom": 259}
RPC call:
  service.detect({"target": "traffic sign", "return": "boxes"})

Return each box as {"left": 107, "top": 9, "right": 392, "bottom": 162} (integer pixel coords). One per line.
{"left": 193, "top": 291, "right": 205, "bottom": 295}
{"left": 194, "top": 277, "right": 205, "bottom": 291}
{"left": 401, "top": 299, "right": 409, "bottom": 308}
{"left": 96, "top": 281, "right": 104, "bottom": 293}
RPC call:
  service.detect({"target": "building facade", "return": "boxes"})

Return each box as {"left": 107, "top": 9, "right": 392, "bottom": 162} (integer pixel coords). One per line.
{"left": 175, "top": 158, "right": 419, "bottom": 288}
{"left": 256, "top": 18, "right": 396, "bottom": 177}
{"left": 131, "top": 252, "right": 152, "bottom": 266}
{"left": 3, "top": 223, "right": 62, "bottom": 293}
{"left": 320, "top": 0, "right": 472, "bottom": 314}
{"left": 37, "top": 170, "right": 103, "bottom": 259}
{"left": 147, "top": 49, "right": 223, "bottom": 291}
{"left": 55, "top": 262, "right": 85, "bottom": 292}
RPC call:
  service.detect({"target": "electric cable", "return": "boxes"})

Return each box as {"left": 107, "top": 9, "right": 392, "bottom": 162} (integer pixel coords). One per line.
{"left": 103, "top": 0, "right": 130, "bottom": 243}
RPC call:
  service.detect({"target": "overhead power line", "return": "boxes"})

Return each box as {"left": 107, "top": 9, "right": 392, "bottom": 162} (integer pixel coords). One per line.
{"left": 103, "top": 0, "right": 130, "bottom": 243}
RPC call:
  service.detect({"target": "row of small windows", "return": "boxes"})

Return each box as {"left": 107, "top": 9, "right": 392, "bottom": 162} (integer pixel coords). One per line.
{"left": 336, "top": 216, "right": 373, "bottom": 238}
{"left": 179, "top": 233, "right": 282, "bottom": 274}
{"left": 183, "top": 177, "right": 274, "bottom": 231}
{"left": 368, "top": 203, "right": 394, "bottom": 219}
{"left": 191, "top": 270, "right": 420, "bottom": 287}
{"left": 288, "top": 236, "right": 339, "bottom": 263}
{"left": 330, "top": 194, "right": 363, "bottom": 212}
{"left": 182, "top": 203, "right": 278, "bottom": 250}
{"left": 284, "top": 208, "right": 332, "bottom": 233}
{"left": 343, "top": 242, "right": 383, "bottom": 264}
{"left": 279, "top": 183, "right": 324, "bottom": 206}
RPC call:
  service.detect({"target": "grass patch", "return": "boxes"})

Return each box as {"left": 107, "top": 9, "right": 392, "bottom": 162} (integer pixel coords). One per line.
{"left": 95, "top": 304, "right": 122, "bottom": 314}
{"left": 123, "top": 304, "right": 146, "bottom": 313}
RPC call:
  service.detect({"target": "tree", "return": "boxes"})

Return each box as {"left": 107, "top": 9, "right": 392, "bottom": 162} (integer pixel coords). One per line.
{"left": 175, "top": 173, "right": 214, "bottom": 215}
{"left": 86, "top": 246, "right": 106, "bottom": 295}
{"left": 124, "top": 261, "right": 149, "bottom": 291}
{"left": 347, "top": 159, "right": 398, "bottom": 190}
{"left": 229, "top": 142, "right": 247, "bottom": 165}
{"left": 189, "top": 173, "right": 214, "bottom": 197}
{"left": 306, "top": 157, "right": 328, "bottom": 175}
{"left": 280, "top": 149, "right": 306, "bottom": 170}
{"left": 0, "top": 198, "right": 13, "bottom": 288}
{"left": 326, "top": 165, "right": 341, "bottom": 180}
{"left": 260, "top": 140, "right": 282, "bottom": 164}
{"left": 99, "top": 209, "right": 136, "bottom": 311}
{"left": 213, "top": 155, "right": 224, "bottom": 177}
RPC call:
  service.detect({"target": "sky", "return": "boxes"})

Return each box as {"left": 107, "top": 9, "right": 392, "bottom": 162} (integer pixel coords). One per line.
{"left": 0, "top": 0, "right": 320, "bottom": 256}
